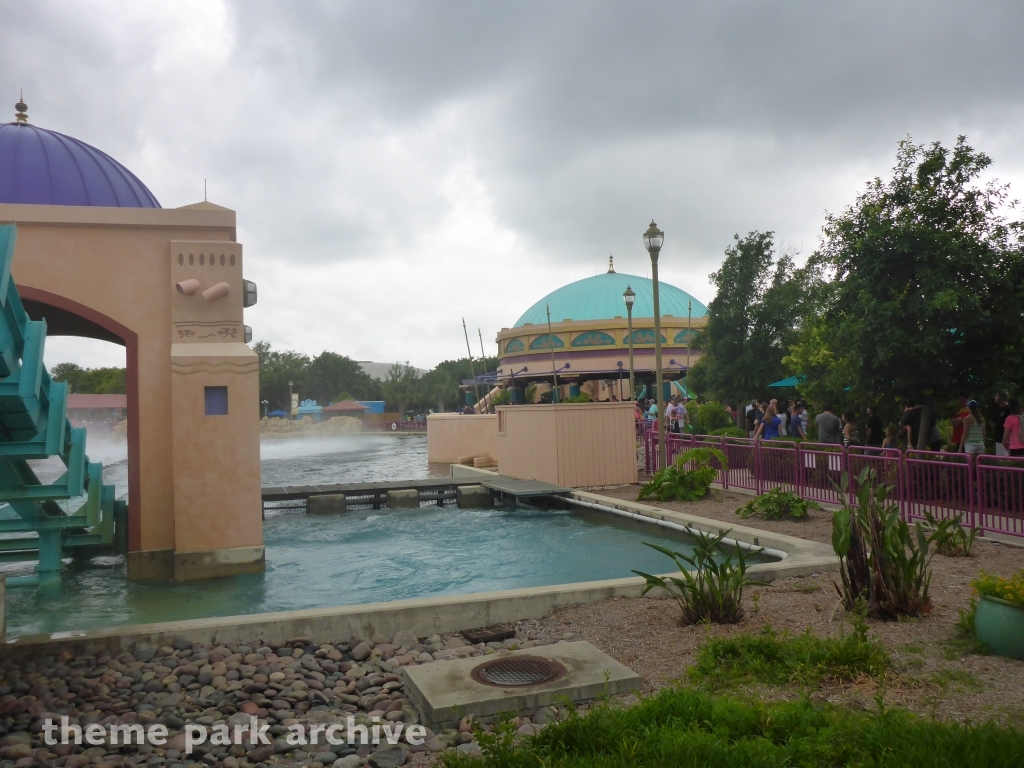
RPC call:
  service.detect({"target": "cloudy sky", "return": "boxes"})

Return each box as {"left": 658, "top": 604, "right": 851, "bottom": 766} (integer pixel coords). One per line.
{"left": 4, "top": 1, "right": 1023, "bottom": 371}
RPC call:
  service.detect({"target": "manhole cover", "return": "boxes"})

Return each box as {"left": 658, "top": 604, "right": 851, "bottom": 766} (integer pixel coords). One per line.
{"left": 471, "top": 656, "right": 568, "bottom": 688}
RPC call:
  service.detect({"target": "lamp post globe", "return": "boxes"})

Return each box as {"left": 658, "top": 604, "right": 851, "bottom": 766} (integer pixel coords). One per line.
{"left": 623, "top": 286, "right": 636, "bottom": 402}
{"left": 643, "top": 220, "right": 667, "bottom": 471}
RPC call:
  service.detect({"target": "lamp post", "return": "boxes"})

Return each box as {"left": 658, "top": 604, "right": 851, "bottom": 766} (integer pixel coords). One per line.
{"left": 288, "top": 380, "right": 294, "bottom": 420}
{"left": 686, "top": 298, "right": 692, "bottom": 372}
{"left": 623, "top": 285, "right": 636, "bottom": 402}
{"left": 545, "top": 303, "right": 561, "bottom": 403}
{"left": 643, "top": 220, "right": 666, "bottom": 471}
{"left": 261, "top": 399, "right": 269, "bottom": 419}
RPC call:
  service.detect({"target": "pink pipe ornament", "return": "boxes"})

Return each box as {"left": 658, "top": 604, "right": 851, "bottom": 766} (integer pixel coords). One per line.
{"left": 176, "top": 279, "right": 202, "bottom": 295}
{"left": 202, "top": 282, "right": 231, "bottom": 302}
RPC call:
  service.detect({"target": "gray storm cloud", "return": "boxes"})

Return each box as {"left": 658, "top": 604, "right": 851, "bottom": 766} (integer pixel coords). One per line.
{"left": 3, "top": 1, "right": 1023, "bottom": 368}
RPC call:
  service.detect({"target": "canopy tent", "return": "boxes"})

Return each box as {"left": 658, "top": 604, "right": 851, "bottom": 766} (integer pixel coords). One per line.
{"left": 767, "top": 375, "right": 805, "bottom": 388}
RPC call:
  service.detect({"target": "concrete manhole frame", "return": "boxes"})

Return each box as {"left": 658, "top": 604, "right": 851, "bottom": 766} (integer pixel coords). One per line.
{"left": 471, "top": 656, "right": 569, "bottom": 688}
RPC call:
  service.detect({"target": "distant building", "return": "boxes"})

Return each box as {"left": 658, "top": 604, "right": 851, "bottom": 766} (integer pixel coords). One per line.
{"left": 356, "top": 400, "right": 386, "bottom": 414}
{"left": 66, "top": 393, "right": 128, "bottom": 422}
{"left": 322, "top": 399, "right": 371, "bottom": 417}
{"left": 494, "top": 258, "right": 707, "bottom": 403}
{"left": 296, "top": 399, "right": 323, "bottom": 420}
{"left": 358, "top": 361, "right": 428, "bottom": 381}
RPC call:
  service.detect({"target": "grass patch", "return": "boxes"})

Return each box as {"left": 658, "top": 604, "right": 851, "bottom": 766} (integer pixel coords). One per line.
{"left": 444, "top": 687, "right": 1024, "bottom": 768}
{"left": 689, "top": 621, "right": 890, "bottom": 688}
{"left": 930, "top": 669, "right": 981, "bottom": 691}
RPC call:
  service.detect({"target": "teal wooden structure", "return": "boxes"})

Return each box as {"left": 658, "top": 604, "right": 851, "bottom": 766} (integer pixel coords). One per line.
{"left": 0, "top": 225, "right": 118, "bottom": 585}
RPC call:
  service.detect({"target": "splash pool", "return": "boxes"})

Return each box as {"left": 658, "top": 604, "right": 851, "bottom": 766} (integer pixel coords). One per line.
{"left": 3, "top": 434, "right": 775, "bottom": 637}
{"left": 6, "top": 503, "right": 773, "bottom": 636}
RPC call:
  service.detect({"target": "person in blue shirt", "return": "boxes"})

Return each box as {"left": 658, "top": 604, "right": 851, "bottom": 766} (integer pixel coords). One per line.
{"left": 790, "top": 402, "right": 807, "bottom": 439}
{"left": 755, "top": 404, "right": 781, "bottom": 440}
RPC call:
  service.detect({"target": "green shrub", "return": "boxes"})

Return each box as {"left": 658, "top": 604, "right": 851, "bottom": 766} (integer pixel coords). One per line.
{"left": 632, "top": 529, "right": 765, "bottom": 625}
{"left": 923, "top": 510, "right": 979, "bottom": 557}
{"left": 443, "top": 686, "right": 1024, "bottom": 768}
{"left": 691, "top": 620, "right": 890, "bottom": 687}
{"left": 565, "top": 392, "right": 591, "bottom": 403}
{"left": 637, "top": 447, "right": 726, "bottom": 502}
{"left": 957, "top": 598, "right": 978, "bottom": 636}
{"left": 489, "top": 389, "right": 512, "bottom": 406}
{"left": 737, "top": 487, "right": 820, "bottom": 520}
{"left": 972, "top": 570, "right": 1024, "bottom": 607}
{"left": 710, "top": 425, "right": 746, "bottom": 438}
{"left": 832, "top": 467, "right": 957, "bottom": 619}
{"left": 692, "top": 400, "right": 733, "bottom": 435}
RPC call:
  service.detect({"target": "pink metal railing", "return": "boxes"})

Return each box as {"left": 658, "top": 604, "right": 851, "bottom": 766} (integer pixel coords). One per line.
{"left": 634, "top": 427, "right": 1024, "bottom": 539}
{"left": 974, "top": 455, "right": 1024, "bottom": 537}
{"left": 903, "top": 450, "right": 973, "bottom": 525}
{"left": 797, "top": 442, "right": 848, "bottom": 507}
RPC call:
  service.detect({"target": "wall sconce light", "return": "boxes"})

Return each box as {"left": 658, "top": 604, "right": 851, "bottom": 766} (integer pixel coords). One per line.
{"left": 243, "top": 279, "right": 258, "bottom": 308}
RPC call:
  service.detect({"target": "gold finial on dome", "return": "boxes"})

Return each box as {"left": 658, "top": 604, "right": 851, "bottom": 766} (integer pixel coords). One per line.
{"left": 14, "top": 90, "right": 28, "bottom": 123}
{"left": 607, "top": 254, "right": 615, "bottom": 273}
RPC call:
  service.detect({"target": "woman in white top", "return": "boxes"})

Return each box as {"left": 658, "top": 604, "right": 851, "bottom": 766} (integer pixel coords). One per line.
{"left": 959, "top": 400, "right": 986, "bottom": 455}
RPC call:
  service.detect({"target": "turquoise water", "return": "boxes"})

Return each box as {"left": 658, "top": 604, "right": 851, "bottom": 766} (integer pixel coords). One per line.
{"left": 4, "top": 435, "right": 772, "bottom": 637}
{"left": 6, "top": 505, "right": 770, "bottom": 636}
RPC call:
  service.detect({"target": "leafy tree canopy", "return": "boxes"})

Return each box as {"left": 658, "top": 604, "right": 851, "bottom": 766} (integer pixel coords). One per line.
{"left": 785, "top": 137, "right": 1024, "bottom": 433}
{"left": 51, "top": 363, "right": 126, "bottom": 394}
{"left": 688, "top": 231, "right": 808, "bottom": 408}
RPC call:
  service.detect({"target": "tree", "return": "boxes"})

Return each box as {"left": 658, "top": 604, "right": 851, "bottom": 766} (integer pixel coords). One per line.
{"left": 306, "top": 351, "right": 377, "bottom": 404}
{"left": 254, "top": 341, "right": 311, "bottom": 412}
{"left": 382, "top": 362, "right": 421, "bottom": 415}
{"left": 425, "top": 356, "right": 500, "bottom": 411}
{"left": 51, "top": 362, "right": 126, "bottom": 394}
{"left": 787, "top": 137, "right": 1024, "bottom": 447}
{"left": 688, "top": 232, "right": 807, "bottom": 412}
{"left": 420, "top": 368, "right": 459, "bottom": 412}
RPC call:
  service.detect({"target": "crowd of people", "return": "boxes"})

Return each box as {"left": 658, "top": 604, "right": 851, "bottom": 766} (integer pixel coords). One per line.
{"left": 635, "top": 395, "right": 692, "bottom": 434}
{"left": 636, "top": 391, "right": 1024, "bottom": 458}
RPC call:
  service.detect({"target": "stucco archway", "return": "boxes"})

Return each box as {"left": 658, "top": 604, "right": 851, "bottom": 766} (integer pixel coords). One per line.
{"left": 0, "top": 203, "right": 263, "bottom": 581}
{"left": 20, "top": 287, "right": 143, "bottom": 551}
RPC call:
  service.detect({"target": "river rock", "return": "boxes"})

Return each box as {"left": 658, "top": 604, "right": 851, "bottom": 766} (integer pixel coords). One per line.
{"left": 351, "top": 642, "right": 372, "bottom": 661}
{"left": 369, "top": 744, "right": 406, "bottom": 768}
{"left": 391, "top": 630, "right": 418, "bottom": 649}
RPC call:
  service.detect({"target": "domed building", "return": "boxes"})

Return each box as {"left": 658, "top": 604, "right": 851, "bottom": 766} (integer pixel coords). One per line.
{"left": 0, "top": 94, "right": 264, "bottom": 582}
{"left": 494, "top": 257, "right": 707, "bottom": 403}
{"left": 0, "top": 97, "right": 161, "bottom": 208}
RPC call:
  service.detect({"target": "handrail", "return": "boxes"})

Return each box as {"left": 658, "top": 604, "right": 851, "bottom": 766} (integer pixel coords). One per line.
{"left": 637, "top": 429, "right": 1023, "bottom": 539}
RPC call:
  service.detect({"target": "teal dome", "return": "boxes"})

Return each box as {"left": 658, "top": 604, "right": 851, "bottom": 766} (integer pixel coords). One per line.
{"left": 514, "top": 271, "right": 707, "bottom": 327}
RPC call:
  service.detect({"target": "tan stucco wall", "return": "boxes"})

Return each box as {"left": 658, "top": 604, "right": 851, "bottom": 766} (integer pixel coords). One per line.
{"left": 426, "top": 414, "right": 498, "bottom": 463}
{"left": 0, "top": 202, "right": 262, "bottom": 578}
{"left": 496, "top": 402, "right": 638, "bottom": 487}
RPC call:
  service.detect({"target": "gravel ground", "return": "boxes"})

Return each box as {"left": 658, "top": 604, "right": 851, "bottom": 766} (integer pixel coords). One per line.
{"left": 533, "top": 485, "right": 1024, "bottom": 725}
{"left": 0, "top": 632, "right": 567, "bottom": 768}
{"left": 0, "top": 486, "right": 1021, "bottom": 767}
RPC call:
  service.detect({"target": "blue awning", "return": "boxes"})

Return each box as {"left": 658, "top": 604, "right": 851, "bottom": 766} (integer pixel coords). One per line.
{"left": 767, "top": 375, "right": 805, "bottom": 388}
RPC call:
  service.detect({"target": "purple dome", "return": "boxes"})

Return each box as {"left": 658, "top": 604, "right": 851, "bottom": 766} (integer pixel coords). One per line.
{"left": 0, "top": 122, "right": 160, "bottom": 208}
